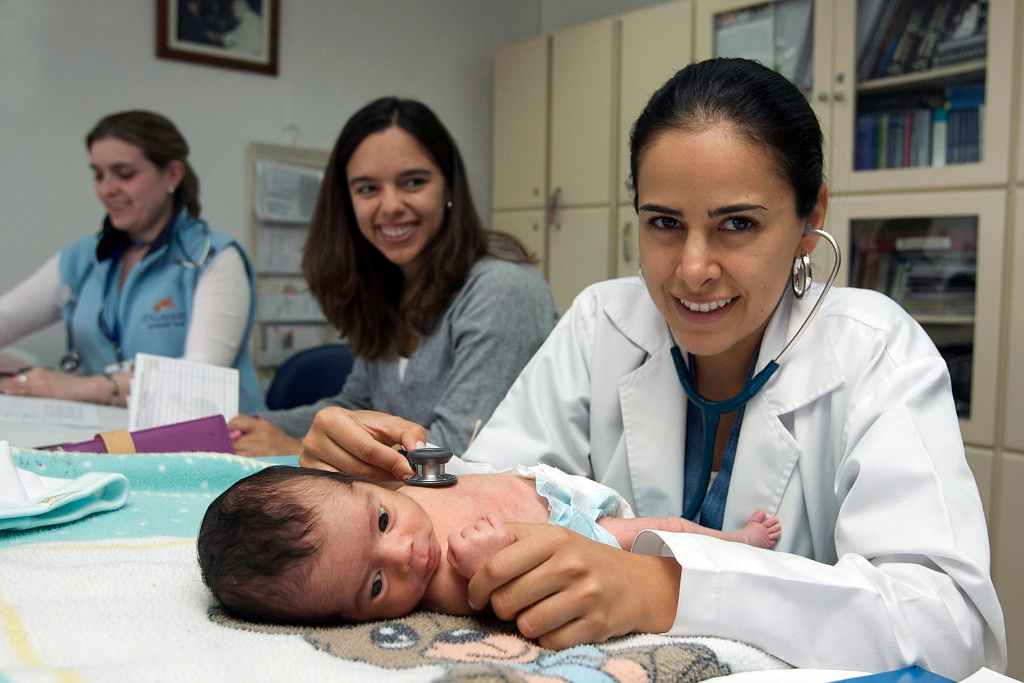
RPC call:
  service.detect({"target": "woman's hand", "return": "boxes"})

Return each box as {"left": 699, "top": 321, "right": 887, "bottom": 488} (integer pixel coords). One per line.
{"left": 228, "top": 415, "right": 302, "bottom": 457}
{"left": 0, "top": 367, "right": 118, "bottom": 404}
{"left": 467, "top": 523, "right": 681, "bottom": 650}
{"left": 298, "top": 407, "right": 426, "bottom": 481}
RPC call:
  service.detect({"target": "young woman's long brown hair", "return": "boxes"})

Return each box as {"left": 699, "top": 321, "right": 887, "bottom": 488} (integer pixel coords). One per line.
{"left": 303, "top": 97, "right": 533, "bottom": 360}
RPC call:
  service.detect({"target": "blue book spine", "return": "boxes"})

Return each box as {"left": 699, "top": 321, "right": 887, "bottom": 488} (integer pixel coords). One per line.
{"left": 855, "top": 113, "right": 878, "bottom": 170}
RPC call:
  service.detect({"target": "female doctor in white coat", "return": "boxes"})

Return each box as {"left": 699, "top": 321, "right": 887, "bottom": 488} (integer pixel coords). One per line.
{"left": 299, "top": 58, "right": 1006, "bottom": 678}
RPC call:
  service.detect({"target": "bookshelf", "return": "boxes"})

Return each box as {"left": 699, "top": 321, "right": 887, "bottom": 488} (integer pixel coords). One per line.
{"left": 838, "top": 0, "right": 1012, "bottom": 192}
{"left": 244, "top": 142, "right": 336, "bottom": 385}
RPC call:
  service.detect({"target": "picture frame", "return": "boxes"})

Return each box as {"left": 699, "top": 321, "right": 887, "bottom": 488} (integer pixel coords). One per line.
{"left": 156, "top": 0, "right": 279, "bottom": 76}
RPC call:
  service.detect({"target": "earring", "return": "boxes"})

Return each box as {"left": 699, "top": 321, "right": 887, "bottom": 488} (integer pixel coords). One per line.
{"left": 804, "top": 222, "right": 814, "bottom": 235}
{"left": 446, "top": 200, "right": 453, "bottom": 209}
{"left": 792, "top": 252, "right": 812, "bottom": 299}
{"left": 168, "top": 186, "right": 176, "bottom": 194}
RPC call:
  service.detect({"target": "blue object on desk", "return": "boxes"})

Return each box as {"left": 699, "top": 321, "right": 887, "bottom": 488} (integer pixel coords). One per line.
{"left": 835, "top": 667, "right": 955, "bottom": 682}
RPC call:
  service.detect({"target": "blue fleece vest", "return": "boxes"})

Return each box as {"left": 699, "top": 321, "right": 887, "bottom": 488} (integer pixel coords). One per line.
{"left": 58, "top": 208, "right": 266, "bottom": 414}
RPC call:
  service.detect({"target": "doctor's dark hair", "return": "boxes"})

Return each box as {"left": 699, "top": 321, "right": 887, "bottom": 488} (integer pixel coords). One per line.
{"left": 86, "top": 110, "right": 202, "bottom": 217}
{"left": 303, "top": 97, "right": 534, "bottom": 360}
{"left": 629, "top": 57, "right": 824, "bottom": 219}
{"left": 198, "top": 466, "right": 363, "bottom": 625}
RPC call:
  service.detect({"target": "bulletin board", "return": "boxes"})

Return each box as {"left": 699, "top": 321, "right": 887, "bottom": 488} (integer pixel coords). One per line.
{"left": 244, "top": 142, "right": 338, "bottom": 380}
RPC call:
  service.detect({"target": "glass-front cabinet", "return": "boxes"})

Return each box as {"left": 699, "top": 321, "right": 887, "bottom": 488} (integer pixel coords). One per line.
{"left": 695, "top": 0, "right": 1013, "bottom": 193}
{"left": 694, "top": 0, "right": 845, "bottom": 187}
{"left": 828, "top": 190, "right": 1006, "bottom": 446}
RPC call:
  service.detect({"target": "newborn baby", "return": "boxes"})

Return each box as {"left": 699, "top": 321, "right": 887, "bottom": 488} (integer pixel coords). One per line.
{"left": 198, "top": 464, "right": 780, "bottom": 625}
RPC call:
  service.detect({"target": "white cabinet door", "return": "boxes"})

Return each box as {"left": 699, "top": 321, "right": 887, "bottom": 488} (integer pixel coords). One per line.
{"left": 491, "top": 209, "right": 547, "bottom": 277}
{"left": 548, "top": 206, "right": 613, "bottom": 314}
{"left": 619, "top": 1, "right": 694, "bottom": 205}
{"left": 492, "top": 36, "right": 549, "bottom": 211}
{"left": 549, "top": 19, "right": 616, "bottom": 208}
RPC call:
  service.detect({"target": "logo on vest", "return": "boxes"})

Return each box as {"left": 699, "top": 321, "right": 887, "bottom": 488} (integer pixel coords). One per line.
{"left": 144, "top": 298, "right": 186, "bottom": 329}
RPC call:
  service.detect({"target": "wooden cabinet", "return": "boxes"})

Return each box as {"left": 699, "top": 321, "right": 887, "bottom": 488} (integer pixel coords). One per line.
{"left": 548, "top": 207, "right": 614, "bottom": 314}
{"left": 995, "top": 451, "right": 1024, "bottom": 677}
{"left": 490, "top": 209, "right": 547, "bottom": 275}
{"left": 827, "top": 190, "right": 1007, "bottom": 447}
{"left": 491, "top": 1, "right": 693, "bottom": 312}
{"left": 618, "top": 1, "right": 694, "bottom": 204}
{"left": 550, "top": 20, "right": 617, "bottom": 208}
{"left": 492, "top": 36, "right": 548, "bottom": 212}
{"left": 1005, "top": 189, "right": 1024, "bottom": 452}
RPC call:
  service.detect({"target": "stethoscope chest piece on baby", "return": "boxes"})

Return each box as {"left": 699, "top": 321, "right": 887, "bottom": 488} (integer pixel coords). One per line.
{"left": 404, "top": 447, "right": 458, "bottom": 487}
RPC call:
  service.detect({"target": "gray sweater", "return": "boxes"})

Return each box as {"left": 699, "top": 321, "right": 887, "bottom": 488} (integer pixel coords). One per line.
{"left": 265, "top": 257, "right": 558, "bottom": 452}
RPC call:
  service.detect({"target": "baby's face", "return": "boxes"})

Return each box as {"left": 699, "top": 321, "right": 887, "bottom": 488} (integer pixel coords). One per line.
{"left": 308, "top": 481, "right": 441, "bottom": 622}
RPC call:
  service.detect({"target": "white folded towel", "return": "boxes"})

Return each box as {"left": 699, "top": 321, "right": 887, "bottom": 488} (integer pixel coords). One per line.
{"left": 0, "top": 440, "right": 129, "bottom": 531}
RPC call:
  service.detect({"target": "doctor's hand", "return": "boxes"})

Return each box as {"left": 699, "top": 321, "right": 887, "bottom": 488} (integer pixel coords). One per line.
{"left": 228, "top": 415, "right": 302, "bottom": 457}
{"left": 298, "top": 407, "right": 426, "bottom": 481}
{"left": 467, "top": 523, "right": 681, "bottom": 650}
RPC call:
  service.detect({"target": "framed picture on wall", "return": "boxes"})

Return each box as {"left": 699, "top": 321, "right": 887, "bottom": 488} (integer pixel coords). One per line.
{"left": 156, "top": 0, "right": 279, "bottom": 75}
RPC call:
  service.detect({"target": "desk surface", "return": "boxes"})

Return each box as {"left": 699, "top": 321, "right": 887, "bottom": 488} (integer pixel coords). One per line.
{"left": 0, "top": 396, "right": 127, "bottom": 449}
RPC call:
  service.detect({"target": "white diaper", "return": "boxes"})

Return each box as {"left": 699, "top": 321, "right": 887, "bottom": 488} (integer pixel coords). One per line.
{"left": 514, "top": 464, "right": 634, "bottom": 549}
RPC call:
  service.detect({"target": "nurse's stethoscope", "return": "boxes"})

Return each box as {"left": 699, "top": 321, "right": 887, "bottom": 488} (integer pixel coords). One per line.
{"left": 58, "top": 226, "right": 213, "bottom": 373}
{"left": 668, "top": 226, "right": 841, "bottom": 520}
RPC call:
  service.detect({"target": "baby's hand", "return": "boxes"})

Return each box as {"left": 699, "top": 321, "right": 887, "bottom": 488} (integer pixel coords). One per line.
{"left": 447, "top": 513, "right": 515, "bottom": 579}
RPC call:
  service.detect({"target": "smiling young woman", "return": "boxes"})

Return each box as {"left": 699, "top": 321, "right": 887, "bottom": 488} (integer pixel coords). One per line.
{"left": 227, "top": 98, "right": 559, "bottom": 459}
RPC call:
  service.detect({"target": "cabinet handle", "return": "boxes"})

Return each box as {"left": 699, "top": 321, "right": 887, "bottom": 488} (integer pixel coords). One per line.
{"left": 621, "top": 221, "right": 632, "bottom": 263}
{"left": 832, "top": 91, "right": 845, "bottom": 102}
{"left": 547, "top": 186, "right": 562, "bottom": 226}
{"left": 532, "top": 223, "right": 540, "bottom": 231}
{"left": 817, "top": 92, "right": 829, "bottom": 102}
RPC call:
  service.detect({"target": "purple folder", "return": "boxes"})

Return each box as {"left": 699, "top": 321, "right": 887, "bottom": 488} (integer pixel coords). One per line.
{"left": 43, "top": 415, "right": 236, "bottom": 454}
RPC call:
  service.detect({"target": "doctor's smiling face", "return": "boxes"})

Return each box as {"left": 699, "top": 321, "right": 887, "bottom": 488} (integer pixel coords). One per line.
{"left": 636, "top": 123, "right": 823, "bottom": 369}
{"left": 630, "top": 58, "right": 826, "bottom": 378}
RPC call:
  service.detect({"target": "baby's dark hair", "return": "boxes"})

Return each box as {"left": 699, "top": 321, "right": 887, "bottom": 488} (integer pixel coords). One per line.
{"left": 197, "top": 466, "right": 359, "bottom": 624}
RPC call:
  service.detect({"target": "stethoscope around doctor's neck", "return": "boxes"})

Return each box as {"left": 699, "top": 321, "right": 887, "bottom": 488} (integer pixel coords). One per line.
{"left": 59, "top": 225, "right": 213, "bottom": 373}
{"left": 669, "top": 226, "right": 841, "bottom": 521}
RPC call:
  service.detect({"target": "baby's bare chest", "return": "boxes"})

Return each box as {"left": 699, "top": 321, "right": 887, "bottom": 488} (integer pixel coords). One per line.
{"left": 411, "top": 475, "right": 550, "bottom": 529}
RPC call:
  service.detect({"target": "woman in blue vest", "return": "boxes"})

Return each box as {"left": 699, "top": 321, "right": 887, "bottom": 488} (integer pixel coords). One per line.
{"left": 0, "top": 110, "right": 264, "bottom": 413}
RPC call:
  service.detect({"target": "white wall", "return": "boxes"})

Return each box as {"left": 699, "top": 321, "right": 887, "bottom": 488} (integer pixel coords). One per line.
{"left": 539, "top": 0, "right": 669, "bottom": 33}
{"left": 0, "top": 0, "right": 667, "bottom": 366}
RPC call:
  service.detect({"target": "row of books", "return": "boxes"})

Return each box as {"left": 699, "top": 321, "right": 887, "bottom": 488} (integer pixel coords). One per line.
{"left": 851, "top": 232, "right": 977, "bottom": 318}
{"left": 854, "top": 82, "right": 985, "bottom": 171}
{"left": 854, "top": 106, "right": 983, "bottom": 170}
{"left": 856, "top": 0, "right": 987, "bottom": 82}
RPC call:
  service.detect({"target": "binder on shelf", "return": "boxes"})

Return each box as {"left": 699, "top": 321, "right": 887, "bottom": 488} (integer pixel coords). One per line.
{"left": 884, "top": 0, "right": 936, "bottom": 78}
{"left": 909, "top": 0, "right": 964, "bottom": 72}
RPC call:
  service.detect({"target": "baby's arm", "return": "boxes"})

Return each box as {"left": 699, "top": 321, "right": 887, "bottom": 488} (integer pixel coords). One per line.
{"left": 599, "top": 510, "right": 781, "bottom": 550}
{"left": 447, "top": 514, "right": 515, "bottom": 579}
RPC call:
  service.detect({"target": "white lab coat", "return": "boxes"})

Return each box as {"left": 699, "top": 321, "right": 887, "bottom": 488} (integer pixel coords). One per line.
{"left": 458, "top": 277, "right": 1006, "bottom": 679}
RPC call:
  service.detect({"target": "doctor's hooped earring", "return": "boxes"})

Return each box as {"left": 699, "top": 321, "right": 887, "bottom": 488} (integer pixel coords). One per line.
{"left": 791, "top": 223, "right": 814, "bottom": 299}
